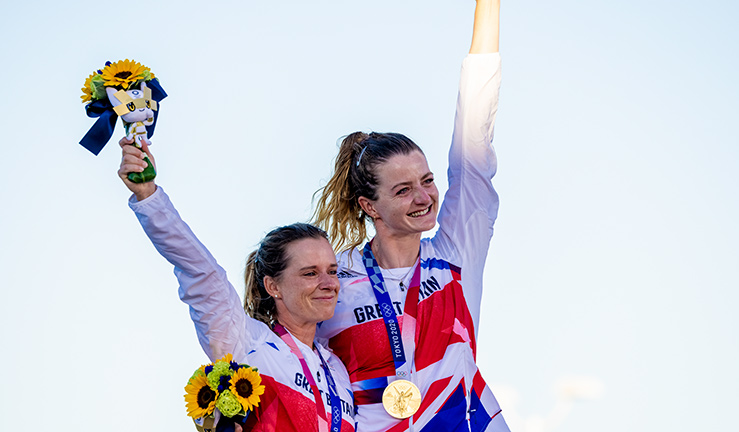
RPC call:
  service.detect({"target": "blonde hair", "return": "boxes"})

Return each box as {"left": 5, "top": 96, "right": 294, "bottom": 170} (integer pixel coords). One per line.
{"left": 312, "top": 131, "right": 423, "bottom": 253}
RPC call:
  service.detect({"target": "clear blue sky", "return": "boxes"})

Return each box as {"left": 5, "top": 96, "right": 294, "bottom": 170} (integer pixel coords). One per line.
{"left": 1, "top": 1, "right": 737, "bottom": 431}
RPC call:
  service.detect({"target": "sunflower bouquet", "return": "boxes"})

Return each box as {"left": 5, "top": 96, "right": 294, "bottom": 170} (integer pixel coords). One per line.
{"left": 80, "top": 59, "right": 157, "bottom": 104}
{"left": 185, "top": 354, "right": 265, "bottom": 432}
{"left": 78, "top": 58, "right": 167, "bottom": 183}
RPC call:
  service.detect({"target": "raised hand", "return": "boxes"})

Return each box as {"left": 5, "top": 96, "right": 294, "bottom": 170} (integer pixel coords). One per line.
{"left": 470, "top": 0, "right": 500, "bottom": 54}
{"left": 118, "top": 136, "right": 157, "bottom": 201}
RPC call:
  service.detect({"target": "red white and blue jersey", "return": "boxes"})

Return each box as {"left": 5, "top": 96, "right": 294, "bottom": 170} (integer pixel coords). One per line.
{"left": 316, "top": 53, "right": 509, "bottom": 432}
{"left": 130, "top": 189, "right": 356, "bottom": 432}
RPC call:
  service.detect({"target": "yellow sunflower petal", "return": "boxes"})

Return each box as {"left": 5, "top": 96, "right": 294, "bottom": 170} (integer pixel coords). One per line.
{"left": 100, "top": 59, "right": 147, "bottom": 88}
{"left": 80, "top": 71, "right": 97, "bottom": 102}
{"left": 230, "top": 367, "right": 265, "bottom": 411}
{"left": 184, "top": 374, "right": 218, "bottom": 418}
{"left": 216, "top": 353, "right": 234, "bottom": 363}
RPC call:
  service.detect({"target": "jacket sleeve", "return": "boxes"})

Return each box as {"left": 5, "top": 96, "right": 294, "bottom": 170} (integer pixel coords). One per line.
{"left": 129, "top": 187, "right": 252, "bottom": 361}
{"left": 432, "top": 53, "right": 502, "bottom": 332}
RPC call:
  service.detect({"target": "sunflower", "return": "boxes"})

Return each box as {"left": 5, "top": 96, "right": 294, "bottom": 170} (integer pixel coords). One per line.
{"left": 80, "top": 72, "right": 96, "bottom": 103}
{"left": 216, "top": 353, "right": 234, "bottom": 363}
{"left": 230, "top": 367, "right": 265, "bottom": 411}
{"left": 100, "top": 59, "right": 150, "bottom": 90}
{"left": 184, "top": 373, "right": 218, "bottom": 419}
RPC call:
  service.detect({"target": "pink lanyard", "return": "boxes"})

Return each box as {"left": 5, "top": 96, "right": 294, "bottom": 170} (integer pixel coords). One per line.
{"left": 274, "top": 323, "right": 330, "bottom": 432}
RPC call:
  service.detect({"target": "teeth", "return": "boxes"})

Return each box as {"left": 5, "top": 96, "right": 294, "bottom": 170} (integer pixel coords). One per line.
{"left": 409, "top": 207, "right": 430, "bottom": 217}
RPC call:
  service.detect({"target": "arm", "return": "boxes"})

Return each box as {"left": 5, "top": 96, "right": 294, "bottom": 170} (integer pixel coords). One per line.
{"left": 432, "top": 0, "right": 502, "bottom": 334}
{"left": 119, "top": 142, "right": 251, "bottom": 361}
{"left": 470, "top": 0, "right": 500, "bottom": 54}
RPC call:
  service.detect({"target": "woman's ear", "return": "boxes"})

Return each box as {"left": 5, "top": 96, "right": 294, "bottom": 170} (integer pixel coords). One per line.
{"left": 358, "top": 196, "right": 378, "bottom": 220}
{"left": 263, "top": 276, "right": 281, "bottom": 299}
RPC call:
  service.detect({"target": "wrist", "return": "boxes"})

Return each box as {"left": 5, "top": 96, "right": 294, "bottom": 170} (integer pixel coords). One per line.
{"left": 134, "top": 183, "right": 157, "bottom": 202}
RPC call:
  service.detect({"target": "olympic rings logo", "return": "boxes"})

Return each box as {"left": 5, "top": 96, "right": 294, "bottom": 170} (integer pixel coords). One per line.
{"left": 382, "top": 303, "right": 394, "bottom": 317}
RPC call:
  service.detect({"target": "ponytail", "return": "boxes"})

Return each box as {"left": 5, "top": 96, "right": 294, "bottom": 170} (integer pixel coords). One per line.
{"left": 313, "top": 132, "right": 370, "bottom": 253}
{"left": 243, "top": 250, "right": 276, "bottom": 326}
{"left": 312, "top": 131, "right": 423, "bottom": 253}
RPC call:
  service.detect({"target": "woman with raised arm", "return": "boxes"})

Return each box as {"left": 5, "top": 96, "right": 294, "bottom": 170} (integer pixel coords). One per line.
{"left": 312, "top": 1, "right": 508, "bottom": 431}
{"left": 119, "top": 141, "right": 356, "bottom": 432}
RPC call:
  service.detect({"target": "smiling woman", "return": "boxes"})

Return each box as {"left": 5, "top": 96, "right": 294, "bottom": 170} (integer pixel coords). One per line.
{"left": 117, "top": 139, "right": 356, "bottom": 432}
{"left": 245, "top": 228, "right": 340, "bottom": 346}
{"left": 310, "top": 0, "right": 507, "bottom": 430}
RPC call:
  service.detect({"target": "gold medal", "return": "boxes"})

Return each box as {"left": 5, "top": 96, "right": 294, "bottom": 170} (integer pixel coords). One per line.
{"left": 382, "top": 379, "right": 422, "bottom": 419}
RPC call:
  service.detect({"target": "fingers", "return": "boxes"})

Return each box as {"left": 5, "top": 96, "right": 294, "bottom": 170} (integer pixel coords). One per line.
{"left": 117, "top": 164, "right": 143, "bottom": 182}
{"left": 234, "top": 424, "right": 243, "bottom": 432}
{"left": 117, "top": 140, "right": 150, "bottom": 185}
{"left": 120, "top": 146, "right": 148, "bottom": 170}
{"left": 139, "top": 139, "right": 156, "bottom": 169}
{"left": 119, "top": 136, "right": 134, "bottom": 147}
{"left": 116, "top": 135, "right": 157, "bottom": 201}
{"left": 119, "top": 154, "right": 148, "bottom": 176}
{"left": 118, "top": 136, "right": 157, "bottom": 170}
{"left": 121, "top": 143, "right": 144, "bottom": 157}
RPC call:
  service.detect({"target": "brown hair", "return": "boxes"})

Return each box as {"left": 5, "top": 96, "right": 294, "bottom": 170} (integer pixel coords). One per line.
{"left": 312, "top": 131, "right": 423, "bottom": 253}
{"left": 243, "top": 223, "right": 329, "bottom": 326}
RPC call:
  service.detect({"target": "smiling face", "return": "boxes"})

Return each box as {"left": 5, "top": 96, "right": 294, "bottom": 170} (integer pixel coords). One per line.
{"left": 359, "top": 151, "right": 439, "bottom": 239}
{"left": 265, "top": 237, "right": 340, "bottom": 328}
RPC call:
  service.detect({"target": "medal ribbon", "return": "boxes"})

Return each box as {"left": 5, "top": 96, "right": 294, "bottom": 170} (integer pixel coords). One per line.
{"left": 361, "top": 242, "right": 422, "bottom": 379}
{"left": 315, "top": 344, "right": 344, "bottom": 432}
{"left": 274, "top": 324, "right": 342, "bottom": 432}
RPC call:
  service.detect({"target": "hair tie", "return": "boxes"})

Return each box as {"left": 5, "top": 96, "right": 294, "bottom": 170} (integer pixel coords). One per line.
{"left": 254, "top": 244, "right": 262, "bottom": 265}
{"left": 356, "top": 146, "right": 368, "bottom": 167}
